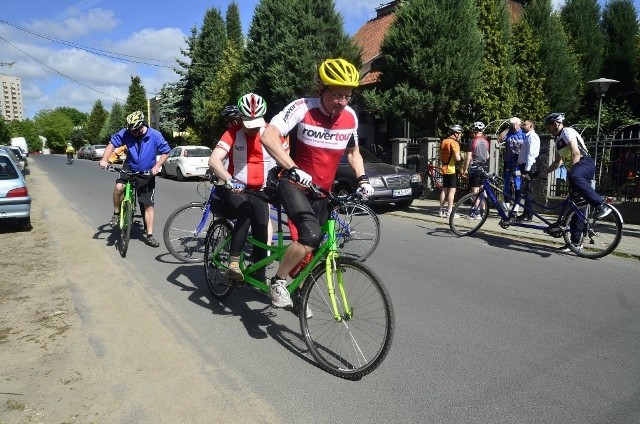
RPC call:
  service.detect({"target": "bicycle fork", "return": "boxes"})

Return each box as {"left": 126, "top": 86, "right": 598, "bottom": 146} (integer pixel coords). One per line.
{"left": 324, "top": 219, "right": 353, "bottom": 322}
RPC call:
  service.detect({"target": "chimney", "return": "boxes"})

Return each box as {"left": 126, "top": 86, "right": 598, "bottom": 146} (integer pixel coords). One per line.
{"left": 375, "top": 1, "right": 403, "bottom": 19}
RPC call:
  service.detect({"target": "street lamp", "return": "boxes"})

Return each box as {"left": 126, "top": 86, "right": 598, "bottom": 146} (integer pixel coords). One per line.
{"left": 588, "top": 78, "right": 618, "bottom": 189}
{"left": 588, "top": 78, "right": 619, "bottom": 140}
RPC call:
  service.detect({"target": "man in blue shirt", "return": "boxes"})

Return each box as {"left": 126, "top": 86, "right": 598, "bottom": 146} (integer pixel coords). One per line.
{"left": 502, "top": 117, "right": 526, "bottom": 211}
{"left": 99, "top": 111, "right": 170, "bottom": 247}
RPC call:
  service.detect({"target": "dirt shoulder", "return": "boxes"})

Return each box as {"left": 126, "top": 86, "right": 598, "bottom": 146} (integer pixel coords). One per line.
{"left": 0, "top": 163, "right": 278, "bottom": 423}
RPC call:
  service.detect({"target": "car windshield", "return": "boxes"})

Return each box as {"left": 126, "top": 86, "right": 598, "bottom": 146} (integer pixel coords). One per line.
{"left": 339, "top": 147, "right": 382, "bottom": 164}
{"left": 184, "top": 148, "right": 212, "bottom": 157}
{"left": 95, "top": 145, "right": 106, "bottom": 149}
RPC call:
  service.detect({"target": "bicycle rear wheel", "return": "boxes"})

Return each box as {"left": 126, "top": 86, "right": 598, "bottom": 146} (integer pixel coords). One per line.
{"left": 204, "top": 219, "right": 234, "bottom": 299}
{"left": 334, "top": 202, "right": 380, "bottom": 261}
{"left": 119, "top": 200, "right": 133, "bottom": 258}
{"left": 562, "top": 203, "right": 623, "bottom": 259}
{"left": 449, "top": 192, "right": 490, "bottom": 236}
{"left": 299, "top": 258, "right": 394, "bottom": 380}
{"left": 163, "top": 202, "right": 210, "bottom": 263}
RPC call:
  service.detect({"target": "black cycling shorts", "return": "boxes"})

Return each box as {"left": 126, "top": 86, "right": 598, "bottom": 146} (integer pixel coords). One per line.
{"left": 117, "top": 165, "right": 156, "bottom": 206}
{"left": 277, "top": 178, "right": 329, "bottom": 248}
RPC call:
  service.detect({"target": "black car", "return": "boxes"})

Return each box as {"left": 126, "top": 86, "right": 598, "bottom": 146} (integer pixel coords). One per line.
{"left": 332, "top": 147, "right": 424, "bottom": 208}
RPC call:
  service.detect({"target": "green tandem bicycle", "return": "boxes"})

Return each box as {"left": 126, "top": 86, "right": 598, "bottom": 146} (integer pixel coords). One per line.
{"left": 204, "top": 181, "right": 394, "bottom": 380}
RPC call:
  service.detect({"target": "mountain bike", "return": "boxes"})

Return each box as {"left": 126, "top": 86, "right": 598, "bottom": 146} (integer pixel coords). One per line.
{"left": 164, "top": 176, "right": 381, "bottom": 263}
{"left": 108, "top": 166, "right": 150, "bottom": 258}
{"left": 448, "top": 169, "right": 624, "bottom": 259}
{"left": 204, "top": 181, "right": 394, "bottom": 380}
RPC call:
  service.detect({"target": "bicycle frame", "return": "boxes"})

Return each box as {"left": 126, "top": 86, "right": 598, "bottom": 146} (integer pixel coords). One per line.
{"left": 209, "top": 193, "right": 352, "bottom": 321}
{"left": 120, "top": 179, "right": 136, "bottom": 227}
{"left": 477, "top": 175, "right": 589, "bottom": 232}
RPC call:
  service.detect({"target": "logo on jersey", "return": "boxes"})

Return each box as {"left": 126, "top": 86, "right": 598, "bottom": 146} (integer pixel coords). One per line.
{"left": 299, "top": 124, "right": 353, "bottom": 149}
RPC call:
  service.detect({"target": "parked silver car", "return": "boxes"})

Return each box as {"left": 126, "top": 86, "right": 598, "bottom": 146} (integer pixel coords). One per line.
{"left": 0, "top": 145, "right": 24, "bottom": 171}
{"left": 0, "top": 150, "right": 31, "bottom": 231}
{"left": 86, "top": 144, "right": 107, "bottom": 160}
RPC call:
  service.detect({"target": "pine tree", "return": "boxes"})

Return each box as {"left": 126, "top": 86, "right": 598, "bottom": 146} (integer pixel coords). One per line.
{"left": 512, "top": 18, "right": 549, "bottom": 122}
{"left": 362, "top": 0, "right": 483, "bottom": 135}
{"left": 524, "top": 0, "right": 581, "bottom": 115}
{"left": 471, "top": 0, "right": 515, "bottom": 124}
{"left": 84, "top": 101, "right": 109, "bottom": 144}
{"left": 239, "top": 0, "right": 359, "bottom": 113}
{"left": 124, "top": 76, "right": 148, "bottom": 117}
{"left": 601, "top": 0, "right": 640, "bottom": 115}
{"left": 99, "top": 102, "right": 126, "bottom": 141}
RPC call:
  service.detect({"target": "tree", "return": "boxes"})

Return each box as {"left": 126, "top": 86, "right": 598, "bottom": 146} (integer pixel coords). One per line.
{"left": 239, "top": 0, "right": 360, "bottom": 113}
{"left": 362, "top": 0, "right": 483, "bottom": 136}
{"left": 601, "top": 0, "right": 640, "bottom": 115}
{"left": 8, "top": 119, "right": 40, "bottom": 152}
{"left": 560, "top": 0, "right": 604, "bottom": 85}
{"left": 511, "top": 18, "right": 549, "bottom": 122}
{"left": 99, "top": 102, "right": 126, "bottom": 141}
{"left": 524, "top": 0, "right": 581, "bottom": 115}
{"left": 0, "top": 119, "right": 10, "bottom": 144}
{"left": 54, "top": 107, "right": 87, "bottom": 127}
{"left": 84, "top": 101, "right": 109, "bottom": 145}
{"left": 471, "top": 0, "right": 515, "bottom": 123}
{"left": 124, "top": 75, "right": 148, "bottom": 117}
{"left": 34, "top": 109, "right": 74, "bottom": 152}
{"left": 188, "top": 8, "right": 228, "bottom": 139}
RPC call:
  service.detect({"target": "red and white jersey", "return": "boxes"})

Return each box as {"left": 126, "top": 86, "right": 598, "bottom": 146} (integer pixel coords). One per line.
{"left": 215, "top": 124, "right": 288, "bottom": 190}
{"left": 269, "top": 97, "right": 359, "bottom": 191}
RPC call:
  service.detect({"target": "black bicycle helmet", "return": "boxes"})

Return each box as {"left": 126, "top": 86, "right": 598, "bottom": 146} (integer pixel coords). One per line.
{"left": 222, "top": 105, "right": 241, "bottom": 121}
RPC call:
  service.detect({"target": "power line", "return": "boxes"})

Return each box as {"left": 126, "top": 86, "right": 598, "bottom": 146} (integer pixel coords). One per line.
{"left": 0, "top": 35, "right": 125, "bottom": 102}
{"left": 0, "top": 19, "right": 178, "bottom": 68}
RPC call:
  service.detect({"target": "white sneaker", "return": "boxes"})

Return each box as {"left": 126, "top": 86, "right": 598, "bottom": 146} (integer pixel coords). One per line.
{"left": 270, "top": 278, "right": 293, "bottom": 308}
{"left": 444, "top": 211, "right": 460, "bottom": 218}
{"left": 594, "top": 204, "right": 612, "bottom": 219}
{"left": 438, "top": 208, "right": 446, "bottom": 217}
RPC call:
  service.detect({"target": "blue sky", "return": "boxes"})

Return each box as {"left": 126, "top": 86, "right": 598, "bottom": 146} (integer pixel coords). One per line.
{"left": 0, "top": 0, "right": 382, "bottom": 118}
{"left": 0, "top": 0, "right": 636, "bottom": 120}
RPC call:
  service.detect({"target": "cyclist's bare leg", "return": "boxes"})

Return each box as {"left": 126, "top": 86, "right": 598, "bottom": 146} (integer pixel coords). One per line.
{"left": 275, "top": 241, "right": 312, "bottom": 279}
{"left": 144, "top": 205, "right": 155, "bottom": 236}
{"left": 113, "top": 182, "right": 124, "bottom": 214}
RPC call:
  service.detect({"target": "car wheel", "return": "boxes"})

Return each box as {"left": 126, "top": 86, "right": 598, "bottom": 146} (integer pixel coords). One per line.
{"left": 395, "top": 199, "right": 413, "bottom": 208}
{"left": 17, "top": 217, "right": 31, "bottom": 232}
{"left": 333, "top": 182, "right": 353, "bottom": 197}
{"left": 161, "top": 166, "right": 167, "bottom": 178}
{"left": 177, "top": 167, "right": 184, "bottom": 182}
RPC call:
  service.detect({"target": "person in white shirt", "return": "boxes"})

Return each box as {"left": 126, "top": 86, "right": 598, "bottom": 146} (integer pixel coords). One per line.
{"left": 515, "top": 119, "right": 540, "bottom": 221}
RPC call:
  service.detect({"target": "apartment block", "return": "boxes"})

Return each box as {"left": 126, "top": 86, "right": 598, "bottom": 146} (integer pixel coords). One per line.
{"left": 0, "top": 74, "right": 24, "bottom": 121}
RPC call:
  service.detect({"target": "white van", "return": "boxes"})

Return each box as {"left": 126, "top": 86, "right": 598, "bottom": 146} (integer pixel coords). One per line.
{"left": 10, "top": 137, "right": 29, "bottom": 157}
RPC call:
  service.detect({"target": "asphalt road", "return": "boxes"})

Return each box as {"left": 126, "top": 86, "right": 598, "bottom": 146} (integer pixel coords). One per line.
{"left": 33, "top": 154, "right": 640, "bottom": 423}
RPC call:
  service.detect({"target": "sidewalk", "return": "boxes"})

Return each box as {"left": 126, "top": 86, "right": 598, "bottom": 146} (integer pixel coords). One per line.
{"left": 387, "top": 197, "right": 640, "bottom": 260}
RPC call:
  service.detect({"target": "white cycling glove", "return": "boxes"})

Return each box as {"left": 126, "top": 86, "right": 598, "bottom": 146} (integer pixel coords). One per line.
{"left": 225, "top": 178, "right": 246, "bottom": 190}
{"left": 357, "top": 175, "right": 374, "bottom": 197}
{"left": 290, "top": 167, "right": 313, "bottom": 186}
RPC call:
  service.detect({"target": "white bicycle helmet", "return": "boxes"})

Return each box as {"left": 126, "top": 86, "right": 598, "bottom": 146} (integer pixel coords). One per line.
{"left": 543, "top": 112, "right": 565, "bottom": 125}
{"left": 449, "top": 124, "right": 463, "bottom": 134}
{"left": 471, "top": 121, "right": 486, "bottom": 131}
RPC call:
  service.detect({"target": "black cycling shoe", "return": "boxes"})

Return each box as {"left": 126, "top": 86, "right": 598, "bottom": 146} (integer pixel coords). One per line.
{"left": 144, "top": 235, "right": 160, "bottom": 248}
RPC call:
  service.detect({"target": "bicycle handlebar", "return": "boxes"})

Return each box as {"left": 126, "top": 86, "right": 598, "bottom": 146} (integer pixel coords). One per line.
{"left": 106, "top": 165, "right": 152, "bottom": 176}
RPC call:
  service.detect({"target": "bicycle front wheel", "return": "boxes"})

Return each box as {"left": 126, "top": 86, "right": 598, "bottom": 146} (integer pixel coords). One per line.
{"left": 449, "top": 192, "right": 490, "bottom": 236}
{"left": 119, "top": 200, "right": 133, "bottom": 258}
{"left": 163, "top": 203, "right": 210, "bottom": 263}
{"left": 562, "top": 203, "right": 623, "bottom": 259}
{"left": 335, "top": 202, "right": 381, "bottom": 261}
{"left": 299, "top": 258, "right": 394, "bottom": 380}
{"left": 204, "top": 219, "right": 234, "bottom": 299}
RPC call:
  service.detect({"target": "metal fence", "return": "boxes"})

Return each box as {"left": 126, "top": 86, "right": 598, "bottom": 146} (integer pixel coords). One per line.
{"left": 407, "top": 130, "right": 640, "bottom": 203}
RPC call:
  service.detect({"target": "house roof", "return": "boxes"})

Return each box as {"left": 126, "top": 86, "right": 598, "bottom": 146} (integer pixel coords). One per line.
{"left": 352, "top": 11, "right": 396, "bottom": 86}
